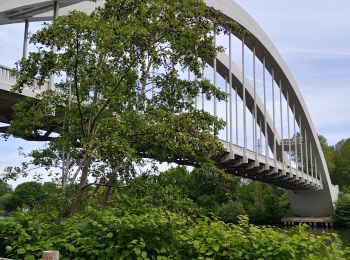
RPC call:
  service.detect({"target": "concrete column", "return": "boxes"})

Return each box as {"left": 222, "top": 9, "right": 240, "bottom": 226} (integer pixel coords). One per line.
{"left": 22, "top": 19, "right": 29, "bottom": 59}
{"left": 271, "top": 68, "right": 277, "bottom": 168}
{"left": 253, "top": 45, "right": 258, "bottom": 161}
{"left": 259, "top": 119, "right": 262, "bottom": 154}
{"left": 310, "top": 142, "right": 314, "bottom": 182}
{"left": 299, "top": 116, "right": 304, "bottom": 177}
{"left": 49, "top": 1, "right": 60, "bottom": 90}
{"left": 263, "top": 57, "right": 268, "bottom": 166}
{"left": 293, "top": 103, "right": 298, "bottom": 178}
{"left": 287, "top": 91, "right": 291, "bottom": 166}
{"left": 235, "top": 85, "right": 238, "bottom": 145}
{"left": 242, "top": 36, "right": 247, "bottom": 159}
{"left": 279, "top": 79, "right": 284, "bottom": 168}
{"left": 213, "top": 35, "right": 217, "bottom": 118}
{"left": 53, "top": 1, "right": 59, "bottom": 19}
{"left": 305, "top": 129, "right": 310, "bottom": 183}
{"left": 225, "top": 78, "right": 228, "bottom": 142}
{"left": 229, "top": 30, "right": 233, "bottom": 151}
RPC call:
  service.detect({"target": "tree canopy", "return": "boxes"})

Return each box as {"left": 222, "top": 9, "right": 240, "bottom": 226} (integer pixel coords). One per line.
{"left": 4, "top": 0, "right": 242, "bottom": 215}
{"left": 0, "top": 180, "right": 11, "bottom": 197}
{"left": 333, "top": 139, "right": 350, "bottom": 189}
{"left": 318, "top": 136, "right": 350, "bottom": 190}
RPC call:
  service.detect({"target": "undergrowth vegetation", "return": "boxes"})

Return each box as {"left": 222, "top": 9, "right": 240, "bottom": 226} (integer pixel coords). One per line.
{"left": 1, "top": 167, "right": 350, "bottom": 259}
{"left": 1, "top": 207, "right": 349, "bottom": 259}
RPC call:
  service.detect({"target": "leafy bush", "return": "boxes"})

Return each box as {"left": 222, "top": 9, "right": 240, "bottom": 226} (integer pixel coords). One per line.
{"left": 116, "top": 167, "right": 291, "bottom": 225}
{"left": 216, "top": 200, "right": 246, "bottom": 223}
{"left": 0, "top": 180, "right": 12, "bottom": 197}
{"left": 334, "top": 193, "right": 350, "bottom": 227}
{"left": 0, "top": 208, "right": 348, "bottom": 259}
{"left": 3, "top": 182, "right": 60, "bottom": 212}
{"left": 0, "top": 193, "right": 12, "bottom": 212}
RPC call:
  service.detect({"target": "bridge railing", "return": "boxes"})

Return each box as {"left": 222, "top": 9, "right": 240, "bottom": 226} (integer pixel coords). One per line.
{"left": 0, "top": 63, "right": 50, "bottom": 96}
{"left": 0, "top": 64, "right": 15, "bottom": 82}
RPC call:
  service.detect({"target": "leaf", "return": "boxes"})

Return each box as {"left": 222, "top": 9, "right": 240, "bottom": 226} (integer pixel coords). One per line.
{"left": 106, "top": 232, "right": 113, "bottom": 238}
{"left": 17, "top": 248, "right": 26, "bottom": 254}
{"left": 141, "top": 251, "right": 147, "bottom": 259}
{"left": 134, "top": 248, "right": 141, "bottom": 256}
{"left": 66, "top": 244, "right": 76, "bottom": 252}
{"left": 212, "top": 244, "right": 220, "bottom": 252}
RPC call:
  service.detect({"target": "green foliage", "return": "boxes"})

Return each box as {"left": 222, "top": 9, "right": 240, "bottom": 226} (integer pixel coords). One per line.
{"left": 5, "top": 182, "right": 58, "bottom": 212}
{"left": 333, "top": 139, "right": 350, "bottom": 190}
{"left": 108, "top": 167, "right": 206, "bottom": 219}
{"left": 0, "top": 168, "right": 348, "bottom": 258}
{"left": 0, "top": 208, "right": 348, "bottom": 259}
{"left": 0, "top": 180, "right": 12, "bottom": 197}
{"left": 317, "top": 136, "right": 350, "bottom": 191}
{"left": 107, "top": 166, "right": 291, "bottom": 225}
{"left": 0, "top": 180, "right": 12, "bottom": 213}
{"left": 236, "top": 182, "right": 291, "bottom": 225}
{"left": 319, "top": 135, "right": 336, "bottom": 177}
{"left": 2, "top": 166, "right": 291, "bottom": 225}
{"left": 6, "top": 0, "right": 237, "bottom": 215}
{"left": 334, "top": 193, "right": 350, "bottom": 228}
{"left": 10, "top": 182, "right": 45, "bottom": 210}
{"left": 0, "top": 193, "right": 12, "bottom": 212}
{"left": 216, "top": 200, "right": 246, "bottom": 223}
{"left": 187, "top": 166, "right": 238, "bottom": 210}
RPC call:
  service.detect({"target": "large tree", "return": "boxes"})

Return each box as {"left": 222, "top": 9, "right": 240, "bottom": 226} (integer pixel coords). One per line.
{"left": 319, "top": 135, "right": 335, "bottom": 178}
{"left": 5, "top": 0, "right": 241, "bottom": 215}
{"left": 0, "top": 180, "right": 11, "bottom": 197}
{"left": 333, "top": 139, "right": 350, "bottom": 189}
{"left": 6, "top": 182, "right": 53, "bottom": 211}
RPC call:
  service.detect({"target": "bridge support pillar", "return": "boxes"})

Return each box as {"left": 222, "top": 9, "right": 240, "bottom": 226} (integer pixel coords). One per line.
{"left": 22, "top": 19, "right": 29, "bottom": 59}
{"left": 287, "top": 187, "right": 338, "bottom": 217}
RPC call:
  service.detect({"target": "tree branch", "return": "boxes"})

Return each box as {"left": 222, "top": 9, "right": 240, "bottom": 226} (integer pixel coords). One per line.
{"left": 73, "top": 36, "right": 86, "bottom": 137}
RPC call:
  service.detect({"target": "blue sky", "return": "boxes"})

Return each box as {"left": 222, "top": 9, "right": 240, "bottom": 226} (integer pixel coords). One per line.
{"left": 0, "top": 0, "right": 349, "bottom": 186}
{"left": 235, "top": 0, "right": 350, "bottom": 144}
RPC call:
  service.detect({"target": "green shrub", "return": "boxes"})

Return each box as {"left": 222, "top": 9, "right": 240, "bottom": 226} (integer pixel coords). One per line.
{"left": 0, "top": 193, "right": 12, "bottom": 212}
{"left": 216, "top": 200, "right": 246, "bottom": 223}
{"left": 0, "top": 208, "right": 348, "bottom": 259}
{"left": 334, "top": 193, "right": 350, "bottom": 227}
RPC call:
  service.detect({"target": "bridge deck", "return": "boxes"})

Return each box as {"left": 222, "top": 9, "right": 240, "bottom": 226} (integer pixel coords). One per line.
{"left": 0, "top": 64, "right": 48, "bottom": 123}
{"left": 0, "top": 61, "right": 322, "bottom": 191}
{"left": 220, "top": 141, "right": 321, "bottom": 191}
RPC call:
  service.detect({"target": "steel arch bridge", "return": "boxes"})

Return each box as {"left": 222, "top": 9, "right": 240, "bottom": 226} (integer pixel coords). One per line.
{"left": 0, "top": 0, "right": 339, "bottom": 217}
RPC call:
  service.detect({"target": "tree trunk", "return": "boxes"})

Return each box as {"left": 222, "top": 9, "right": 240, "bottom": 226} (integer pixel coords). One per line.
{"left": 257, "top": 182, "right": 264, "bottom": 205}
{"left": 57, "top": 153, "right": 70, "bottom": 223}
{"left": 100, "top": 185, "right": 112, "bottom": 209}
{"left": 70, "top": 157, "right": 90, "bottom": 216}
{"left": 100, "top": 167, "right": 118, "bottom": 209}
